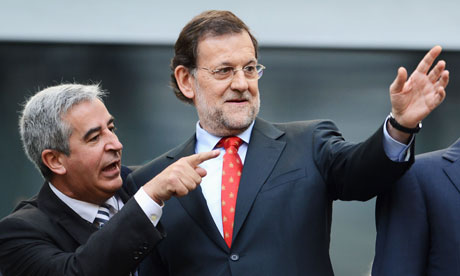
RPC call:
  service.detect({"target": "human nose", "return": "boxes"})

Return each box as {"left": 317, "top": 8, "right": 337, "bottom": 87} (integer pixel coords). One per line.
{"left": 105, "top": 131, "right": 123, "bottom": 151}
{"left": 230, "top": 69, "right": 249, "bottom": 92}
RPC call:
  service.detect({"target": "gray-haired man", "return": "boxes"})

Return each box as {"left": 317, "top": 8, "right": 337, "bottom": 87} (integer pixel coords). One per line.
{"left": 0, "top": 84, "right": 218, "bottom": 276}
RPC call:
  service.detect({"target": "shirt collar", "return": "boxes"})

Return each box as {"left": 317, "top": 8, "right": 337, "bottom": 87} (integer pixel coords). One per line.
{"left": 195, "top": 120, "right": 254, "bottom": 151}
{"left": 48, "top": 183, "right": 118, "bottom": 223}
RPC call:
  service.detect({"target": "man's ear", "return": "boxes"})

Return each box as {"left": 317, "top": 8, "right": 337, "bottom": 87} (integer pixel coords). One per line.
{"left": 41, "top": 149, "right": 67, "bottom": 175}
{"left": 175, "top": 65, "right": 195, "bottom": 100}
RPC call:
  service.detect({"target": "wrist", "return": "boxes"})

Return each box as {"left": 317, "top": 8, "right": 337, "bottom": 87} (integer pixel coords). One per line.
{"left": 151, "top": 195, "right": 165, "bottom": 206}
{"left": 388, "top": 113, "right": 422, "bottom": 134}
{"left": 142, "top": 183, "right": 165, "bottom": 205}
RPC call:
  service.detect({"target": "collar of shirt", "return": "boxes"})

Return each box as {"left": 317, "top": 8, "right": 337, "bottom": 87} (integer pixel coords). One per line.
{"left": 48, "top": 182, "right": 121, "bottom": 223}
{"left": 195, "top": 120, "right": 254, "bottom": 158}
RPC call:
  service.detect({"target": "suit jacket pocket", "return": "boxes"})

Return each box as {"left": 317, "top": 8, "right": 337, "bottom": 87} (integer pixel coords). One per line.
{"left": 260, "top": 168, "right": 307, "bottom": 193}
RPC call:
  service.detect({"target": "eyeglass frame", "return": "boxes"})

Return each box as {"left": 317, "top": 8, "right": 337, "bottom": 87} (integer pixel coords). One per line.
{"left": 193, "top": 64, "right": 266, "bottom": 81}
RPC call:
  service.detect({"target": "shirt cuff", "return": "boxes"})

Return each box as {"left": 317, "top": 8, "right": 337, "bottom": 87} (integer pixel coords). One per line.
{"left": 383, "top": 117, "right": 414, "bottom": 162}
{"left": 134, "top": 187, "right": 163, "bottom": 227}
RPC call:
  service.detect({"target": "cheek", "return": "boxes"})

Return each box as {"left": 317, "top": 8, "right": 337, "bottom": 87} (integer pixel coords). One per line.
{"left": 249, "top": 82, "right": 259, "bottom": 96}
{"left": 71, "top": 151, "right": 101, "bottom": 171}
{"left": 203, "top": 88, "right": 226, "bottom": 104}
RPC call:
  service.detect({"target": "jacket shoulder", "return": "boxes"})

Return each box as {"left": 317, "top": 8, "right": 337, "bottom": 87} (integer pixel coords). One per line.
{"left": 0, "top": 200, "right": 49, "bottom": 237}
{"left": 271, "top": 119, "right": 337, "bottom": 130}
{"left": 267, "top": 119, "right": 339, "bottom": 139}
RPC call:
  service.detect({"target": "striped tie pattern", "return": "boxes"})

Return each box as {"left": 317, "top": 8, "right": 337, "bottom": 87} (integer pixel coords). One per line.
{"left": 94, "top": 204, "right": 110, "bottom": 228}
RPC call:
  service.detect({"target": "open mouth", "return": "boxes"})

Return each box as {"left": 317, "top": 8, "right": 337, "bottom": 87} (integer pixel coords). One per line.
{"left": 102, "top": 160, "right": 121, "bottom": 176}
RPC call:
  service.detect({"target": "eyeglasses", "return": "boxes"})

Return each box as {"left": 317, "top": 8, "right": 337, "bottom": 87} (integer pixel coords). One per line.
{"left": 197, "top": 64, "right": 266, "bottom": 81}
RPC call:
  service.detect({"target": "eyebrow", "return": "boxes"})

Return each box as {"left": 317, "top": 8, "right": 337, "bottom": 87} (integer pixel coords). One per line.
{"left": 218, "top": 58, "right": 257, "bottom": 67}
{"left": 82, "top": 117, "right": 114, "bottom": 141}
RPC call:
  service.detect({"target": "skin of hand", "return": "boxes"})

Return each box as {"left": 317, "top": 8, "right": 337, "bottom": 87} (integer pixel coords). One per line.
{"left": 142, "top": 150, "right": 220, "bottom": 204}
{"left": 388, "top": 45, "right": 450, "bottom": 143}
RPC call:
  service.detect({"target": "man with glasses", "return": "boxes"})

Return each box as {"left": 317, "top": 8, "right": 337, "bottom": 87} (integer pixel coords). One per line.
{"left": 127, "top": 10, "right": 449, "bottom": 275}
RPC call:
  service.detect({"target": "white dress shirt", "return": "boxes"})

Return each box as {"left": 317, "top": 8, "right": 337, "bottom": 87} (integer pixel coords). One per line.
{"left": 49, "top": 183, "right": 162, "bottom": 226}
{"left": 196, "top": 121, "right": 254, "bottom": 236}
{"left": 195, "top": 119, "right": 411, "bottom": 237}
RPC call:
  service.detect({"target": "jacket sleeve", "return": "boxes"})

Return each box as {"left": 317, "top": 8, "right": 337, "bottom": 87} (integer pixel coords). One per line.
{"left": 313, "top": 120, "right": 414, "bottom": 201}
{"left": 0, "top": 199, "right": 164, "bottom": 276}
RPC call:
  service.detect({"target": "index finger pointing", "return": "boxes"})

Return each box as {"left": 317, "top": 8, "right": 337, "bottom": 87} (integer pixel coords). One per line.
{"left": 415, "top": 45, "right": 442, "bottom": 74}
{"left": 185, "top": 150, "right": 220, "bottom": 167}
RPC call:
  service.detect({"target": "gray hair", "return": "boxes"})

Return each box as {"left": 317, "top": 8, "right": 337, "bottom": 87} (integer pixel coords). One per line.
{"left": 19, "top": 84, "right": 107, "bottom": 180}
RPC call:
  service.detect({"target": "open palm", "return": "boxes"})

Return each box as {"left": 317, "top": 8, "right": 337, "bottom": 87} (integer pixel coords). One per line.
{"left": 390, "top": 46, "right": 449, "bottom": 128}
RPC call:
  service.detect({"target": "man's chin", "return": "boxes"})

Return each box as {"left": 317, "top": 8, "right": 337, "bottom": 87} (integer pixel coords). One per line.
{"left": 101, "top": 176, "right": 123, "bottom": 191}
{"left": 224, "top": 111, "right": 256, "bottom": 129}
{"left": 220, "top": 118, "right": 254, "bottom": 134}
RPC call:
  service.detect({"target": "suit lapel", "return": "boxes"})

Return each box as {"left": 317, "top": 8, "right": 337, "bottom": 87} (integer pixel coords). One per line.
{"left": 442, "top": 139, "right": 460, "bottom": 194}
{"left": 170, "top": 120, "right": 285, "bottom": 250}
{"left": 233, "top": 118, "right": 286, "bottom": 241}
{"left": 38, "top": 183, "right": 97, "bottom": 246}
{"left": 168, "top": 136, "right": 229, "bottom": 251}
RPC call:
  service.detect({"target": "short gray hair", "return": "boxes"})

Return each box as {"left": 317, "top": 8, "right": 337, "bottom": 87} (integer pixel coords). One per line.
{"left": 19, "top": 83, "right": 107, "bottom": 180}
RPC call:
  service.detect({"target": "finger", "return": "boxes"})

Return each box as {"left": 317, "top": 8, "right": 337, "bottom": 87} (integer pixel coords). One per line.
{"left": 175, "top": 163, "right": 202, "bottom": 187}
{"left": 185, "top": 149, "right": 220, "bottom": 167}
{"left": 390, "top": 67, "right": 407, "bottom": 94}
{"left": 195, "top": 167, "right": 207, "bottom": 178}
{"left": 178, "top": 171, "right": 200, "bottom": 192}
{"left": 415, "top": 45, "right": 442, "bottom": 74}
{"left": 437, "top": 70, "right": 450, "bottom": 88}
{"left": 173, "top": 182, "right": 190, "bottom": 197}
{"left": 433, "top": 86, "right": 446, "bottom": 108}
{"left": 427, "top": 60, "right": 446, "bottom": 83}
{"left": 188, "top": 168, "right": 203, "bottom": 186}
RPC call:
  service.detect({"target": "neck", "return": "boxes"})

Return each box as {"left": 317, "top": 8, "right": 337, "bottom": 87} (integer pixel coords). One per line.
{"left": 199, "top": 122, "right": 251, "bottom": 137}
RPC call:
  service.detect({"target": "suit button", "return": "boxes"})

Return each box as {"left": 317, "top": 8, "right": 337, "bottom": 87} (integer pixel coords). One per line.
{"left": 230, "top": 254, "right": 239, "bottom": 261}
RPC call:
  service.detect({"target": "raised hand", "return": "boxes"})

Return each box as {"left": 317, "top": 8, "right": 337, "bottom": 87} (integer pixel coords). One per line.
{"left": 390, "top": 45, "right": 449, "bottom": 130}
{"left": 143, "top": 150, "right": 220, "bottom": 204}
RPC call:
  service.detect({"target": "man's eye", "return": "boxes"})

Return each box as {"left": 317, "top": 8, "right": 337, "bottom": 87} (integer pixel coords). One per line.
{"left": 214, "top": 67, "right": 233, "bottom": 75}
{"left": 244, "top": 66, "right": 256, "bottom": 73}
{"left": 89, "top": 135, "right": 99, "bottom": 142}
{"left": 109, "top": 126, "right": 117, "bottom": 133}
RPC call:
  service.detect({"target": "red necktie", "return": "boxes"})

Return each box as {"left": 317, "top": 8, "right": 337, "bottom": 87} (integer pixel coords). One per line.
{"left": 217, "top": 136, "right": 243, "bottom": 248}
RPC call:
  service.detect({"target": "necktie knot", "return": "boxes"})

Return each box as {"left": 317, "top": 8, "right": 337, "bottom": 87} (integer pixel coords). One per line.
{"left": 217, "top": 136, "right": 243, "bottom": 152}
{"left": 94, "top": 203, "right": 111, "bottom": 228}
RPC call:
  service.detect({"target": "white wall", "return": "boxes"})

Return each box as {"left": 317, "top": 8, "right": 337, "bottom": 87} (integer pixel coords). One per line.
{"left": 1, "top": 0, "right": 459, "bottom": 49}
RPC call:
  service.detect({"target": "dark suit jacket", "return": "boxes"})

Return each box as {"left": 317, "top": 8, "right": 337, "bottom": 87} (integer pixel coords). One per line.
{"left": 373, "top": 138, "right": 460, "bottom": 276}
{"left": 129, "top": 118, "right": 412, "bottom": 276}
{"left": 0, "top": 167, "right": 164, "bottom": 276}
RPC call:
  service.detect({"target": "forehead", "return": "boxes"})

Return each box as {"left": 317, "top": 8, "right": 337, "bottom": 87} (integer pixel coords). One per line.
{"left": 64, "top": 99, "right": 111, "bottom": 132}
{"left": 196, "top": 31, "right": 256, "bottom": 66}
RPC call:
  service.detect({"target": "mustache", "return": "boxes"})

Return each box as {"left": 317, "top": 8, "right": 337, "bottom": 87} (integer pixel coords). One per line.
{"left": 223, "top": 91, "right": 252, "bottom": 101}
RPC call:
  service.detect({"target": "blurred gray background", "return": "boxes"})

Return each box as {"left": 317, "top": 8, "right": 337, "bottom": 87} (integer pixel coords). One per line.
{"left": 1, "top": 1, "right": 460, "bottom": 275}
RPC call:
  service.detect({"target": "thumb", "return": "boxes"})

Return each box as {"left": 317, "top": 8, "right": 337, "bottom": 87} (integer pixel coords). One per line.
{"left": 390, "top": 67, "right": 408, "bottom": 94}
